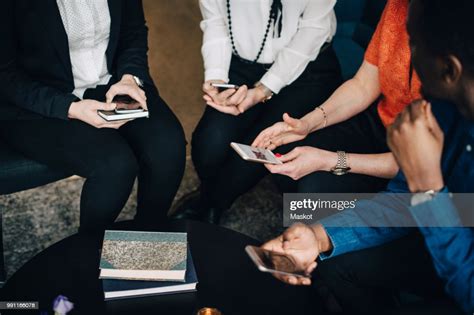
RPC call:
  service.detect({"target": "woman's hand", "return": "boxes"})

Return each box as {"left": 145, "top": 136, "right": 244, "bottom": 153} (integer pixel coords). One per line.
{"left": 235, "top": 87, "right": 267, "bottom": 114}
{"left": 261, "top": 223, "right": 320, "bottom": 286}
{"left": 68, "top": 100, "right": 132, "bottom": 129}
{"left": 252, "top": 113, "right": 311, "bottom": 150}
{"left": 265, "top": 146, "right": 336, "bottom": 180}
{"left": 202, "top": 80, "right": 248, "bottom": 116}
{"left": 106, "top": 74, "right": 147, "bottom": 110}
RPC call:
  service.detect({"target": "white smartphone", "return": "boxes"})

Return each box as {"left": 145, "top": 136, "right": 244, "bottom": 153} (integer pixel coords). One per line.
{"left": 211, "top": 83, "right": 240, "bottom": 91}
{"left": 230, "top": 142, "right": 283, "bottom": 165}
{"left": 98, "top": 110, "right": 149, "bottom": 121}
{"left": 245, "top": 245, "right": 309, "bottom": 278}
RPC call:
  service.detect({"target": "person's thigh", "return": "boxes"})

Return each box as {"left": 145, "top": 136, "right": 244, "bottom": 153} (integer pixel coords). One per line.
{"left": 191, "top": 61, "right": 266, "bottom": 180}
{"left": 118, "top": 89, "right": 187, "bottom": 219}
{"left": 119, "top": 88, "right": 186, "bottom": 168}
{"left": 0, "top": 118, "right": 139, "bottom": 231}
{"left": 315, "top": 233, "right": 456, "bottom": 315}
{"left": 207, "top": 49, "right": 343, "bottom": 207}
{"left": 0, "top": 118, "right": 137, "bottom": 178}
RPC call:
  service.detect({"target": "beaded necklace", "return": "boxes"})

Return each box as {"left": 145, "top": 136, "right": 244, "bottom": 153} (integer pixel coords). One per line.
{"left": 226, "top": 0, "right": 282, "bottom": 64}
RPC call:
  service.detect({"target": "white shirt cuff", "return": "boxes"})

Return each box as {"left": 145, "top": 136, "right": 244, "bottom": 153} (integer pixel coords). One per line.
{"left": 204, "top": 69, "right": 229, "bottom": 83}
{"left": 260, "top": 72, "right": 286, "bottom": 94}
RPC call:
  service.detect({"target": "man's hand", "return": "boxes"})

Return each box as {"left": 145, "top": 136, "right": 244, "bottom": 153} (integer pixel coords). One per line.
{"left": 387, "top": 100, "right": 445, "bottom": 192}
{"left": 265, "top": 146, "right": 337, "bottom": 180}
{"left": 106, "top": 74, "right": 147, "bottom": 110}
{"left": 252, "top": 113, "right": 310, "bottom": 150}
{"left": 262, "top": 223, "right": 323, "bottom": 286}
{"left": 68, "top": 100, "right": 131, "bottom": 129}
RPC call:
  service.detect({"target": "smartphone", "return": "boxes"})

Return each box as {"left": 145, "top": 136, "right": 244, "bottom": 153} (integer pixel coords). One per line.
{"left": 113, "top": 95, "right": 144, "bottom": 114}
{"left": 245, "top": 245, "right": 309, "bottom": 278}
{"left": 230, "top": 142, "right": 283, "bottom": 165}
{"left": 211, "top": 83, "right": 240, "bottom": 92}
{"left": 97, "top": 110, "right": 149, "bottom": 122}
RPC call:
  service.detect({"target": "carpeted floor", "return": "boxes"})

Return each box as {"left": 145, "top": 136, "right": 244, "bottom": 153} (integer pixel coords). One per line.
{"left": 0, "top": 159, "right": 283, "bottom": 279}
{"left": 0, "top": 0, "right": 285, "bottom": 280}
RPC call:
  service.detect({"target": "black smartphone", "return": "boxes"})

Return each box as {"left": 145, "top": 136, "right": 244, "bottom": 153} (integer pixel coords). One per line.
{"left": 112, "top": 95, "right": 143, "bottom": 113}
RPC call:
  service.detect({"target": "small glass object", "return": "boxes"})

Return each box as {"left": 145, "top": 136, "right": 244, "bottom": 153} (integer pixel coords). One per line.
{"left": 196, "top": 307, "right": 223, "bottom": 315}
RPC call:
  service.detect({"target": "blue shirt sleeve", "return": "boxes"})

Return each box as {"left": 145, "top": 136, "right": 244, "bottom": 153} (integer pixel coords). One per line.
{"left": 409, "top": 190, "right": 474, "bottom": 313}
{"left": 319, "top": 192, "right": 415, "bottom": 259}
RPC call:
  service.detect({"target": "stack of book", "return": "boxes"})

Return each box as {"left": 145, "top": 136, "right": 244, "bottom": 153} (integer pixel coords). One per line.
{"left": 99, "top": 230, "right": 198, "bottom": 300}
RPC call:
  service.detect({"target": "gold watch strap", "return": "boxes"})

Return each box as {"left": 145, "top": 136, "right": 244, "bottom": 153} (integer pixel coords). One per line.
{"left": 254, "top": 81, "right": 274, "bottom": 102}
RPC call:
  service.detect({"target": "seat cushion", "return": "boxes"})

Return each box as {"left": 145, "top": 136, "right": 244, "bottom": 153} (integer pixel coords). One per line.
{"left": 0, "top": 143, "right": 70, "bottom": 195}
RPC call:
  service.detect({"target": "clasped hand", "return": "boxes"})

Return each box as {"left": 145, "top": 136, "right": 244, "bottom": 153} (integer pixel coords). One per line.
{"left": 203, "top": 80, "right": 266, "bottom": 115}
{"left": 387, "top": 100, "right": 445, "bottom": 192}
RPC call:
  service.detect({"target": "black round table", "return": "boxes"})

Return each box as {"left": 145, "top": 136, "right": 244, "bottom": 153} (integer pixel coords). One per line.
{"left": 1, "top": 220, "right": 314, "bottom": 314}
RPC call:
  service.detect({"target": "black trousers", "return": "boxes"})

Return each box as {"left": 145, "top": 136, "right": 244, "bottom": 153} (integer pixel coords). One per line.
{"left": 0, "top": 84, "right": 186, "bottom": 233}
{"left": 315, "top": 233, "right": 465, "bottom": 315}
{"left": 193, "top": 45, "right": 389, "bottom": 210}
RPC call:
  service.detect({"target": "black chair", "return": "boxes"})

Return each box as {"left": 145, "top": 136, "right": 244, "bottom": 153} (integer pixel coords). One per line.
{"left": 0, "top": 144, "right": 70, "bottom": 284}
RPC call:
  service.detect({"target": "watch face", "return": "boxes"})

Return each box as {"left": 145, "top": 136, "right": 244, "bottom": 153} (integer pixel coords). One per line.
{"left": 332, "top": 168, "right": 350, "bottom": 176}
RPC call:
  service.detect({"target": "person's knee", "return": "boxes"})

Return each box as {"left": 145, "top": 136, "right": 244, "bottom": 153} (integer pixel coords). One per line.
{"left": 143, "top": 118, "right": 186, "bottom": 173}
{"left": 315, "top": 259, "right": 345, "bottom": 294}
{"left": 91, "top": 147, "right": 139, "bottom": 182}
{"left": 191, "top": 122, "right": 230, "bottom": 172}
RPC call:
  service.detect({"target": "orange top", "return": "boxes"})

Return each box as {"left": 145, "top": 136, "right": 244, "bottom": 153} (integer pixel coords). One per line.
{"left": 365, "top": 0, "right": 422, "bottom": 127}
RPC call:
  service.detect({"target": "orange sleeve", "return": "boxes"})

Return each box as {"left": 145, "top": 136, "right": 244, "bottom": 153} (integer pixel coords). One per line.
{"left": 364, "top": 1, "right": 391, "bottom": 66}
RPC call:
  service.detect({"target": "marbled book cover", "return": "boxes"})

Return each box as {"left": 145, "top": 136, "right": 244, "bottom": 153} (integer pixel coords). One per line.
{"left": 99, "top": 230, "right": 187, "bottom": 281}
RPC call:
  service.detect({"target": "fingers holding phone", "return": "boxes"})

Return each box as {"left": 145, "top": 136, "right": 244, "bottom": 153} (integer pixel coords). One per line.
{"left": 68, "top": 100, "right": 131, "bottom": 129}
{"left": 203, "top": 80, "right": 248, "bottom": 109}
{"left": 106, "top": 75, "right": 148, "bottom": 110}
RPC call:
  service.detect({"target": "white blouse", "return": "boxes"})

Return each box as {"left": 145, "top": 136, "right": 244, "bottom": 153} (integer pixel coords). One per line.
{"left": 199, "top": 0, "right": 337, "bottom": 94}
{"left": 56, "top": 0, "right": 113, "bottom": 99}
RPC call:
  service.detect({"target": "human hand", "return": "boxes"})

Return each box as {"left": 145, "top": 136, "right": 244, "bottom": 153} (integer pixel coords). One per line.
{"left": 262, "top": 223, "right": 321, "bottom": 286}
{"left": 252, "top": 113, "right": 310, "bottom": 150}
{"left": 106, "top": 74, "right": 147, "bottom": 110}
{"left": 68, "top": 100, "right": 132, "bottom": 129}
{"left": 203, "top": 80, "right": 248, "bottom": 116}
{"left": 387, "top": 100, "right": 445, "bottom": 192}
{"left": 265, "top": 146, "right": 337, "bottom": 180}
{"left": 235, "top": 87, "right": 267, "bottom": 114}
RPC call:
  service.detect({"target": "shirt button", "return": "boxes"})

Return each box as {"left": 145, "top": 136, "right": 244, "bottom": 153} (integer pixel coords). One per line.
{"left": 467, "top": 144, "right": 472, "bottom": 152}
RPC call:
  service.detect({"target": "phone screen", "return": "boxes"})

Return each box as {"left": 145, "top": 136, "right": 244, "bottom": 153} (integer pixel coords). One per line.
{"left": 113, "top": 95, "right": 144, "bottom": 113}
{"left": 246, "top": 246, "right": 308, "bottom": 277}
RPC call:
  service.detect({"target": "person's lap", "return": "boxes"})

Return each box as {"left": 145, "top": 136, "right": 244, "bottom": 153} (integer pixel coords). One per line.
{"left": 193, "top": 49, "right": 343, "bottom": 209}
{"left": 205, "top": 71, "right": 342, "bottom": 208}
{"left": 0, "top": 86, "right": 186, "bottom": 229}
{"left": 315, "top": 232, "right": 464, "bottom": 315}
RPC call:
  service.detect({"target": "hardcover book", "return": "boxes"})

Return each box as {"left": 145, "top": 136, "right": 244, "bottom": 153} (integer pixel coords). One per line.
{"left": 99, "top": 230, "right": 187, "bottom": 281}
{"left": 103, "top": 250, "right": 198, "bottom": 300}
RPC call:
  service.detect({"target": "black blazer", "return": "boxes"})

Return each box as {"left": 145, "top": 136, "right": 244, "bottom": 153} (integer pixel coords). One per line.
{"left": 0, "top": 0, "right": 153, "bottom": 120}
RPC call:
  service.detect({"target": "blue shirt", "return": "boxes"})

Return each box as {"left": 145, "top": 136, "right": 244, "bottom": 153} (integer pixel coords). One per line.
{"left": 319, "top": 101, "right": 474, "bottom": 313}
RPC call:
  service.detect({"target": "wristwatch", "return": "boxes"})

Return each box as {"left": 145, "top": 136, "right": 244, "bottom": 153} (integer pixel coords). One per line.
{"left": 331, "top": 151, "right": 351, "bottom": 176}
{"left": 411, "top": 189, "right": 440, "bottom": 206}
{"left": 254, "top": 81, "right": 274, "bottom": 103}
{"left": 133, "top": 75, "right": 144, "bottom": 88}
